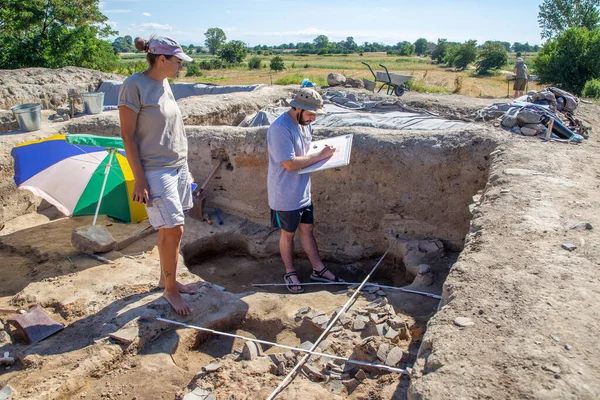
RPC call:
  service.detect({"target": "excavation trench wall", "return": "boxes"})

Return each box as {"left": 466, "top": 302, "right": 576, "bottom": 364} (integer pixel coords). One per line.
{"left": 185, "top": 125, "right": 500, "bottom": 261}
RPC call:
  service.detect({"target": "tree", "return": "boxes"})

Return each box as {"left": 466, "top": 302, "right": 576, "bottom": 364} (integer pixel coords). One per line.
{"left": 204, "top": 28, "right": 227, "bottom": 55}
{"left": 399, "top": 43, "right": 415, "bottom": 56}
{"left": 534, "top": 27, "right": 600, "bottom": 94}
{"left": 414, "top": 38, "right": 428, "bottom": 56}
{"left": 447, "top": 40, "right": 478, "bottom": 69}
{"left": 270, "top": 56, "right": 284, "bottom": 71}
{"left": 476, "top": 41, "right": 508, "bottom": 74}
{"left": 430, "top": 39, "right": 449, "bottom": 63}
{"left": 0, "top": 0, "right": 118, "bottom": 71}
{"left": 112, "top": 37, "right": 131, "bottom": 53}
{"left": 500, "top": 41, "right": 512, "bottom": 52}
{"left": 217, "top": 40, "right": 247, "bottom": 64}
{"left": 313, "top": 35, "right": 329, "bottom": 49}
{"left": 248, "top": 56, "right": 262, "bottom": 69}
{"left": 345, "top": 36, "right": 358, "bottom": 52}
{"left": 538, "top": 0, "right": 600, "bottom": 39}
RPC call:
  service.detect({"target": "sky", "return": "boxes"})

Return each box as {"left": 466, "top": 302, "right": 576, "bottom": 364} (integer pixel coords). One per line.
{"left": 100, "top": 0, "right": 545, "bottom": 47}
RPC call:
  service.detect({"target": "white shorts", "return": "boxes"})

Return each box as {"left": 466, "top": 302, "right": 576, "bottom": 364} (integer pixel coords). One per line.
{"left": 144, "top": 163, "right": 193, "bottom": 229}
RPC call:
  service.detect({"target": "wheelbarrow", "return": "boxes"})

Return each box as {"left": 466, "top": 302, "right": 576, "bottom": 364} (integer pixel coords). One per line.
{"left": 362, "top": 62, "right": 412, "bottom": 96}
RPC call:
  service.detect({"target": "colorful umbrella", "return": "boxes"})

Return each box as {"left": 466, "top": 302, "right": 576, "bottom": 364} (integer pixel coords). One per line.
{"left": 11, "top": 134, "right": 147, "bottom": 224}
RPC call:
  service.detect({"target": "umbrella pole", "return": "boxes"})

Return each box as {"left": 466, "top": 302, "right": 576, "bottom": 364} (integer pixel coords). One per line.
{"left": 92, "top": 148, "right": 116, "bottom": 225}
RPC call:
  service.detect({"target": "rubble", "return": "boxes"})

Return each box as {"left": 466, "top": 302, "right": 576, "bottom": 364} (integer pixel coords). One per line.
{"left": 241, "top": 342, "right": 262, "bottom": 361}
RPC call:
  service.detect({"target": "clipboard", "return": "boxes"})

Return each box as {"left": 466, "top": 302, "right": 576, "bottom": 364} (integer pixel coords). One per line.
{"left": 298, "top": 134, "right": 353, "bottom": 174}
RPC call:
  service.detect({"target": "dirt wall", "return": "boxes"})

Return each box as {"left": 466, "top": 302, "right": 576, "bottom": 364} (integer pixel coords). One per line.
{"left": 0, "top": 67, "right": 124, "bottom": 111}
{"left": 186, "top": 125, "right": 500, "bottom": 257}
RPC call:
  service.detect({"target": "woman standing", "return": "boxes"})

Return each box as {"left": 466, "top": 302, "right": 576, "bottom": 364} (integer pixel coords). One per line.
{"left": 118, "top": 36, "right": 195, "bottom": 315}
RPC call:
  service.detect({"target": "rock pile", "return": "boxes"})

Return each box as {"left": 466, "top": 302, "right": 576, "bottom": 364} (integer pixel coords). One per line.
{"left": 181, "top": 297, "right": 418, "bottom": 398}
{"left": 326, "top": 72, "right": 366, "bottom": 89}
{"left": 501, "top": 108, "right": 547, "bottom": 136}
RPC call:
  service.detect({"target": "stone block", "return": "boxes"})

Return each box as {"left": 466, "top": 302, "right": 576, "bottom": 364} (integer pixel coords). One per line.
{"left": 517, "top": 110, "right": 541, "bottom": 125}
{"left": 327, "top": 72, "right": 346, "bottom": 87}
{"left": 71, "top": 225, "right": 116, "bottom": 254}
{"left": 377, "top": 343, "right": 390, "bottom": 362}
{"left": 385, "top": 347, "right": 403, "bottom": 367}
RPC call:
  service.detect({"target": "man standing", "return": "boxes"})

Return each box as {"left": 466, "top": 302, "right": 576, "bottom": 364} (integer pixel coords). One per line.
{"left": 513, "top": 57, "right": 529, "bottom": 99}
{"left": 267, "top": 88, "right": 344, "bottom": 293}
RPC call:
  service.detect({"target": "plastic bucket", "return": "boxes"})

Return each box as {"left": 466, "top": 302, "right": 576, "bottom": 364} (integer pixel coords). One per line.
{"left": 81, "top": 92, "right": 105, "bottom": 114}
{"left": 11, "top": 103, "right": 42, "bottom": 132}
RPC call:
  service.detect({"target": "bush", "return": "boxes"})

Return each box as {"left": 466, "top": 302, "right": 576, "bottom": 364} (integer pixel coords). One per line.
{"left": 582, "top": 78, "right": 600, "bottom": 99}
{"left": 405, "top": 79, "right": 449, "bottom": 93}
{"left": 217, "top": 40, "right": 247, "bottom": 64}
{"left": 534, "top": 27, "right": 600, "bottom": 94}
{"left": 248, "top": 57, "right": 262, "bottom": 69}
{"left": 476, "top": 42, "right": 508, "bottom": 75}
{"left": 115, "top": 60, "right": 147, "bottom": 76}
{"left": 185, "top": 62, "right": 203, "bottom": 77}
{"left": 273, "top": 73, "right": 327, "bottom": 86}
{"left": 199, "top": 58, "right": 224, "bottom": 70}
{"left": 446, "top": 40, "right": 477, "bottom": 70}
{"left": 398, "top": 43, "right": 415, "bottom": 56}
{"left": 270, "top": 56, "right": 285, "bottom": 71}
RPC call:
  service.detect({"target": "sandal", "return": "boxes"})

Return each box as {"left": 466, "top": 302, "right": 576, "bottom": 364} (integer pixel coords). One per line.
{"left": 284, "top": 272, "right": 304, "bottom": 294}
{"left": 310, "top": 267, "right": 344, "bottom": 283}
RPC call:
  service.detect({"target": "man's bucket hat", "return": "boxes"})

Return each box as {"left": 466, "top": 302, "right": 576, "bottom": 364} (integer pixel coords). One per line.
{"left": 289, "top": 88, "right": 326, "bottom": 114}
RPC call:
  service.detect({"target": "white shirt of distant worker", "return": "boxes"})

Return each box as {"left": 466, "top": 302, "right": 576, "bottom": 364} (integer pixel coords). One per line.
{"left": 267, "top": 88, "right": 345, "bottom": 293}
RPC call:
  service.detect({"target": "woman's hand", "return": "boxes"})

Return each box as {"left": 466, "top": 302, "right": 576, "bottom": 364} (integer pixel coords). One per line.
{"left": 132, "top": 179, "right": 150, "bottom": 205}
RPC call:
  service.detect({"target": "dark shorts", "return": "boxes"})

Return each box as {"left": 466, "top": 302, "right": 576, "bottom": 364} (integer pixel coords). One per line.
{"left": 271, "top": 204, "right": 314, "bottom": 233}
{"left": 514, "top": 78, "right": 527, "bottom": 91}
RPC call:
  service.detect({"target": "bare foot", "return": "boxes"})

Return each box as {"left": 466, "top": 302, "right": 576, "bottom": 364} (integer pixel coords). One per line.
{"left": 158, "top": 280, "right": 198, "bottom": 294}
{"left": 162, "top": 288, "right": 192, "bottom": 315}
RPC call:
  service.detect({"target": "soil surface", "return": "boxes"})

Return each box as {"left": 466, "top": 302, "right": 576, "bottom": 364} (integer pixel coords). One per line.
{"left": 0, "top": 68, "right": 599, "bottom": 400}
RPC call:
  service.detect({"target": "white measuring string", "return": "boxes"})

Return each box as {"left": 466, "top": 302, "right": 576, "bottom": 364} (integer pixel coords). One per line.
{"left": 251, "top": 282, "right": 441, "bottom": 300}
{"left": 266, "top": 245, "right": 392, "bottom": 400}
{"left": 155, "top": 317, "right": 407, "bottom": 374}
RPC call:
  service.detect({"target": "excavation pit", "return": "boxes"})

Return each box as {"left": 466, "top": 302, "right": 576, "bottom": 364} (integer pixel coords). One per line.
{"left": 0, "top": 77, "right": 512, "bottom": 399}
{"left": 167, "top": 124, "right": 497, "bottom": 398}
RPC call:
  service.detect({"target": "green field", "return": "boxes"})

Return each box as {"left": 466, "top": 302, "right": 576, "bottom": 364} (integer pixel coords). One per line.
{"left": 115, "top": 52, "right": 542, "bottom": 98}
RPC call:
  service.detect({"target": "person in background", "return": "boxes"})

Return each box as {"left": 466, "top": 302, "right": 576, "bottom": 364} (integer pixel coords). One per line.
{"left": 267, "top": 88, "right": 345, "bottom": 293}
{"left": 118, "top": 35, "right": 196, "bottom": 315}
{"left": 513, "top": 57, "right": 529, "bottom": 99}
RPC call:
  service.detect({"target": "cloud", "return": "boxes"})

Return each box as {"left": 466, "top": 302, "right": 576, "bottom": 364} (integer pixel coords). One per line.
{"left": 103, "top": 9, "right": 132, "bottom": 14}
{"left": 142, "top": 12, "right": 151, "bottom": 16}
{"left": 140, "top": 22, "right": 173, "bottom": 31}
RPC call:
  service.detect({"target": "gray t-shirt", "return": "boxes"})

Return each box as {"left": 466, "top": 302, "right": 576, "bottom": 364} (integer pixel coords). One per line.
{"left": 267, "top": 112, "right": 312, "bottom": 211}
{"left": 515, "top": 63, "right": 528, "bottom": 79}
{"left": 118, "top": 72, "right": 187, "bottom": 170}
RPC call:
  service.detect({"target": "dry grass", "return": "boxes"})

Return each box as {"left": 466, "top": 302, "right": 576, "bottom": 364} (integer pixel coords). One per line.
{"left": 122, "top": 52, "right": 542, "bottom": 98}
